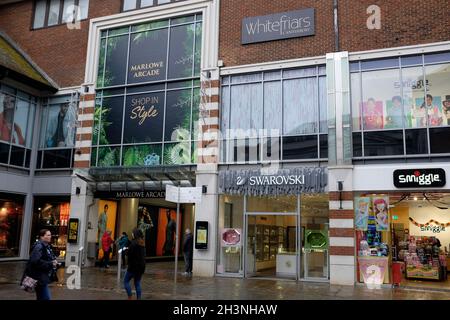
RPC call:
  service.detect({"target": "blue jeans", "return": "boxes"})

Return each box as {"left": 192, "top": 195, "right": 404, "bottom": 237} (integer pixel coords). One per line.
{"left": 124, "top": 271, "right": 142, "bottom": 299}
{"left": 35, "top": 284, "right": 51, "bottom": 300}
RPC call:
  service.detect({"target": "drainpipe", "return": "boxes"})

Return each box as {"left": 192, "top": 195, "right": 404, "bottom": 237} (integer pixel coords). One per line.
{"left": 334, "top": 0, "right": 340, "bottom": 52}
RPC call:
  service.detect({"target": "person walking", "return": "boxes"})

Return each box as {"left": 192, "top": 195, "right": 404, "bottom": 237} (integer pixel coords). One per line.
{"left": 124, "top": 228, "right": 146, "bottom": 300}
{"left": 22, "top": 229, "right": 59, "bottom": 300}
{"left": 117, "top": 232, "right": 130, "bottom": 268}
{"left": 182, "top": 228, "right": 193, "bottom": 276}
{"left": 101, "top": 230, "right": 113, "bottom": 268}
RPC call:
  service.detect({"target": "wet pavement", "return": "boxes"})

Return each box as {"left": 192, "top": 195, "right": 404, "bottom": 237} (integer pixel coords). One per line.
{"left": 0, "top": 261, "right": 449, "bottom": 300}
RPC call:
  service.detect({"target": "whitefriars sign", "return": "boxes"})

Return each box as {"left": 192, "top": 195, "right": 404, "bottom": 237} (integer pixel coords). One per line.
{"left": 241, "top": 8, "right": 315, "bottom": 44}
{"left": 219, "top": 167, "right": 327, "bottom": 196}
{"left": 393, "top": 169, "right": 446, "bottom": 188}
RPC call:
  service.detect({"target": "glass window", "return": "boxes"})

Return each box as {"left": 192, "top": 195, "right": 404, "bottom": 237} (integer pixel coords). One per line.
{"left": 78, "top": 0, "right": 89, "bottom": 20}
{"left": 48, "top": 0, "right": 61, "bottom": 26}
{"left": 33, "top": 0, "right": 46, "bottom": 29}
{"left": 42, "top": 149, "right": 73, "bottom": 168}
{"left": 14, "top": 100, "right": 32, "bottom": 147}
{"left": 425, "top": 64, "right": 450, "bottom": 127}
{"left": 164, "top": 89, "right": 191, "bottom": 142}
{"left": 319, "top": 76, "right": 327, "bottom": 133}
{"left": 263, "top": 81, "right": 282, "bottom": 132}
{"left": 351, "top": 73, "right": 361, "bottom": 131}
{"left": 402, "top": 67, "right": 426, "bottom": 128}
{"left": 363, "top": 130, "right": 403, "bottom": 156}
{"left": 33, "top": 0, "right": 89, "bottom": 29}
{"left": 122, "top": 144, "right": 162, "bottom": 166}
{"left": 0, "top": 193, "right": 24, "bottom": 257}
{"left": 141, "top": 0, "right": 154, "bottom": 7}
{"left": 124, "top": 92, "right": 165, "bottom": 143}
{"left": 62, "top": 0, "right": 75, "bottom": 23}
{"left": 405, "top": 129, "right": 428, "bottom": 155}
{"left": 282, "top": 135, "right": 318, "bottom": 160}
{"left": 352, "top": 132, "right": 362, "bottom": 157}
{"left": 430, "top": 127, "right": 450, "bottom": 154}
{"left": 10, "top": 146, "right": 25, "bottom": 167}
{"left": 99, "top": 96, "right": 124, "bottom": 145}
{"left": 229, "top": 84, "right": 263, "bottom": 131}
{"left": 217, "top": 195, "right": 244, "bottom": 275}
{"left": 283, "top": 78, "right": 317, "bottom": 135}
{"left": 0, "top": 94, "right": 15, "bottom": 144}
{"left": 360, "top": 58, "right": 399, "bottom": 70}
{"left": 123, "top": 0, "right": 137, "bottom": 11}
{"left": 168, "top": 24, "right": 195, "bottom": 79}
{"left": 41, "top": 102, "right": 77, "bottom": 148}
{"left": 104, "top": 35, "right": 129, "bottom": 87}
{"left": 361, "top": 69, "right": 401, "bottom": 130}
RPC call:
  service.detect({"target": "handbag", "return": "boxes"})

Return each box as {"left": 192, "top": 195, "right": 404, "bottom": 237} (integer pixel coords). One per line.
{"left": 21, "top": 276, "right": 38, "bottom": 293}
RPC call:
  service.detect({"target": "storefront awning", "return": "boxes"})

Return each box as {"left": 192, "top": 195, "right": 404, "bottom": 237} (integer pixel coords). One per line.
{"left": 88, "top": 165, "right": 197, "bottom": 192}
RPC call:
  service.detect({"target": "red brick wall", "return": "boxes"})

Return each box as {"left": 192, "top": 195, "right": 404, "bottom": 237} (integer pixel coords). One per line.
{"left": 220, "top": 0, "right": 450, "bottom": 68}
{"left": 339, "top": 0, "right": 450, "bottom": 52}
{"left": 219, "top": 0, "right": 335, "bottom": 67}
{"left": 0, "top": 0, "right": 121, "bottom": 88}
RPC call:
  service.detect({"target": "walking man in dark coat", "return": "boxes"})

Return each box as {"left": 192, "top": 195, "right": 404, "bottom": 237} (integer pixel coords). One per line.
{"left": 182, "top": 228, "right": 193, "bottom": 276}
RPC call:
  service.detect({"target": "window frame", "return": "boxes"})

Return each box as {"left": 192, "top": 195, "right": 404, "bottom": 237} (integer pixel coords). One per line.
{"left": 32, "top": 0, "right": 89, "bottom": 30}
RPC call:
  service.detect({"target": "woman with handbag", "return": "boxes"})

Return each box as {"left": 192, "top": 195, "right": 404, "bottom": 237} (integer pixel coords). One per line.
{"left": 23, "top": 229, "right": 59, "bottom": 300}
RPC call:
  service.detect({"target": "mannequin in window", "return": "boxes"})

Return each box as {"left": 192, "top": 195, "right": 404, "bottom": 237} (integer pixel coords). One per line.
{"left": 0, "top": 94, "right": 25, "bottom": 145}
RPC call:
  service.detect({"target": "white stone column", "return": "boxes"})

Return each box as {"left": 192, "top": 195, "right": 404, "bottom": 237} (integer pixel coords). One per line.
{"left": 193, "top": 163, "right": 218, "bottom": 277}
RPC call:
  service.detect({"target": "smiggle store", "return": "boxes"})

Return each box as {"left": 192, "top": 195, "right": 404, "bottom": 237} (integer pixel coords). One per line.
{"left": 354, "top": 167, "right": 450, "bottom": 290}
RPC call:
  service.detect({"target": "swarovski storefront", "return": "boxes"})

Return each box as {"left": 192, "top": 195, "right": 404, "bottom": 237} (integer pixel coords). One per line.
{"left": 216, "top": 167, "right": 329, "bottom": 281}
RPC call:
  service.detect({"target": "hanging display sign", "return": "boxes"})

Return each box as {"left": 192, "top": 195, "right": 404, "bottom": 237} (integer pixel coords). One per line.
{"left": 355, "top": 197, "right": 370, "bottom": 231}
{"left": 68, "top": 218, "right": 79, "bottom": 244}
{"left": 219, "top": 167, "right": 327, "bottom": 196}
{"left": 242, "top": 8, "right": 315, "bottom": 44}
{"left": 409, "top": 217, "right": 449, "bottom": 233}
{"left": 393, "top": 168, "right": 446, "bottom": 188}
{"left": 221, "top": 228, "right": 242, "bottom": 247}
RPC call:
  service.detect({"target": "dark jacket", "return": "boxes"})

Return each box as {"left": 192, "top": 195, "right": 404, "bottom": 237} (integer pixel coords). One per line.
{"left": 127, "top": 239, "right": 146, "bottom": 275}
{"left": 183, "top": 233, "right": 193, "bottom": 256}
{"left": 25, "top": 241, "right": 55, "bottom": 285}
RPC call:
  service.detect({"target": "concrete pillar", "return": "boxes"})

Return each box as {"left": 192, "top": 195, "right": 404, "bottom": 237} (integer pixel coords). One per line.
{"left": 119, "top": 198, "right": 139, "bottom": 237}
{"left": 193, "top": 163, "right": 218, "bottom": 277}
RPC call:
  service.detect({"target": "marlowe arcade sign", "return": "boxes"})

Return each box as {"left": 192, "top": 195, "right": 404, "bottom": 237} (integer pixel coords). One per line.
{"left": 242, "top": 8, "right": 315, "bottom": 44}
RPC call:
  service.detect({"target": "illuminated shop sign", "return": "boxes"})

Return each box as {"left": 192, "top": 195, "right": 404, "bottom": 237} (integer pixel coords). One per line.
{"left": 94, "top": 191, "right": 166, "bottom": 198}
{"left": 219, "top": 167, "right": 327, "bottom": 196}
{"left": 242, "top": 8, "right": 315, "bottom": 44}
{"left": 393, "top": 169, "right": 446, "bottom": 188}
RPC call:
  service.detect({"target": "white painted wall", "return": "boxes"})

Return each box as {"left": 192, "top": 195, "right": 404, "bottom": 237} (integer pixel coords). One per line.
{"left": 408, "top": 204, "right": 450, "bottom": 251}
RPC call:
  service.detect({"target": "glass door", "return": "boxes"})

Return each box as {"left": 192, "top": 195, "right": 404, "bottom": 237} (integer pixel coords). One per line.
{"left": 300, "top": 194, "right": 330, "bottom": 281}
{"left": 244, "top": 195, "right": 299, "bottom": 280}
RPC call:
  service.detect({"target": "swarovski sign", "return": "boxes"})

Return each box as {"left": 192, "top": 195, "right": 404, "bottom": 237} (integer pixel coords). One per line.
{"left": 393, "top": 169, "right": 446, "bottom": 188}
{"left": 220, "top": 167, "right": 327, "bottom": 196}
{"left": 242, "top": 8, "right": 315, "bottom": 44}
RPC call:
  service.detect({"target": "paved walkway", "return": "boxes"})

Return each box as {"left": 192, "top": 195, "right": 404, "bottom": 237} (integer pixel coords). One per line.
{"left": 0, "top": 261, "right": 449, "bottom": 300}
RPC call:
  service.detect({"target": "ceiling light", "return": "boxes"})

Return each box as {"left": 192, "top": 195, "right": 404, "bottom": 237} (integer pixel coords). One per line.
{"left": 414, "top": 197, "right": 418, "bottom": 201}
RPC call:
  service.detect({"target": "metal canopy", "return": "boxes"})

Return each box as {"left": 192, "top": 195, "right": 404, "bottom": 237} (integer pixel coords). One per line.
{"left": 88, "top": 165, "right": 197, "bottom": 192}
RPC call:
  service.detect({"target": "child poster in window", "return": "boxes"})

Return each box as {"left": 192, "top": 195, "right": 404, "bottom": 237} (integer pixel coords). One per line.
{"left": 362, "top": 98, "right": 384, "bottom": 130}
{"left": 355, "top": 197, "right": 370, "bottom": 231}
{"left": 414, "top": 95, "right": 444, "bottom": 127}
{"left": 373, "top": 197, "right": 389, "bottom": 231}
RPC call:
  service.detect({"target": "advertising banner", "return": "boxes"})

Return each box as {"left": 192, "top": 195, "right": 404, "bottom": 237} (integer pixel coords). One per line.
{"left": 358, "top": 256, "right": 389, "bottom": 289}
{"left": 355, "top": 197, "right": 370, "bottom": 231}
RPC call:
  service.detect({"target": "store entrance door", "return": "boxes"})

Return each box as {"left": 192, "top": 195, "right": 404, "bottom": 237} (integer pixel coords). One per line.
{"left": 244, "top": 195, "right": 300, "bottom": 280}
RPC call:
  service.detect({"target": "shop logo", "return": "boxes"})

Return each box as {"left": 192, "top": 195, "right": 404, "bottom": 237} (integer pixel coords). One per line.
{"left": 242, "top": 9, "right": 315, "bottom": 44}
{"left": 420, "top": 225, "right": 446, "bottom": 233}
{"left": 393, "top": 169, "right": 446, "bottom": 188}
{"left": 236, "top": 176, "right": 246, "bottom": 186}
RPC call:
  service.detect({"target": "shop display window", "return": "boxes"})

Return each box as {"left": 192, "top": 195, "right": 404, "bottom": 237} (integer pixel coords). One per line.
{"left": 31, "top": 197, "right": 70, "bottom": 259}
{"left": 351, "top": 52, "right": 450, "bottom": 159}
{"left": 0, "top": 193, "right": 24, "bottom": 257}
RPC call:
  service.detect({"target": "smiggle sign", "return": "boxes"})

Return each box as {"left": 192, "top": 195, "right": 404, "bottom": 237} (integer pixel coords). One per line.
{"left": 393, "top": 169, "right": 446, "bottom": 188}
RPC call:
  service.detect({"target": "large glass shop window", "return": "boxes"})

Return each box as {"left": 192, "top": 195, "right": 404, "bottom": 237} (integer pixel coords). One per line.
{"left": 37, "top": 95, "right": 78, "bottom": 169}
{"left": 0, "top": 193, "right": 24, "bottom": 257}
{"left": 93, "top": 14, "right": 202, "bottom": 167}
{"left": 0, "top": 85, "right": 37, "bottom": 169}
{"left": 351, "top": 52, "right": 450, "bottom": 158}
{"left": 220, "top": 67, "right": 327, "bottom": 163}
